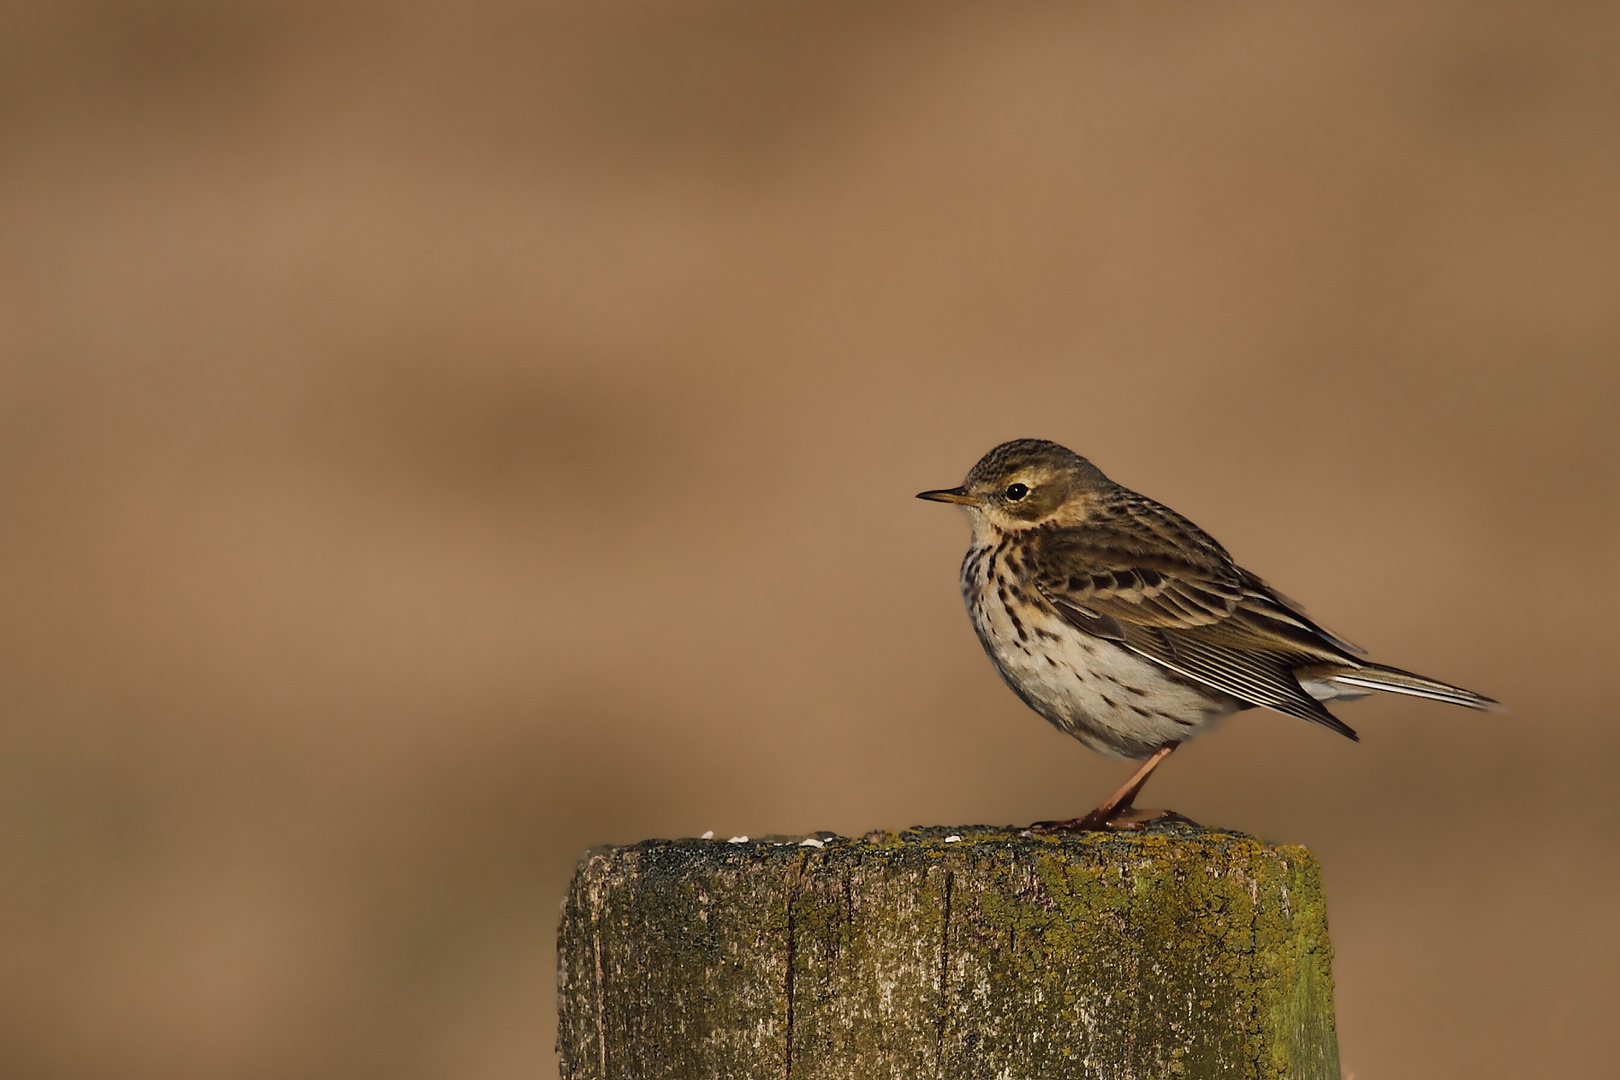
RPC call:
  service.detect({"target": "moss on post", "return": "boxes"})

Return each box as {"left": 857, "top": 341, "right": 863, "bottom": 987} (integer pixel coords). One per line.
{"left": 557, "top": 823, "right": 1339, "bottom": 1079}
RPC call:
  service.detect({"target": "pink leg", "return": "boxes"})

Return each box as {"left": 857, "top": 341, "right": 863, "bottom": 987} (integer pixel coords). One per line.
{"left": 1030, "top": 742, "right": 1184, "bottom": 832}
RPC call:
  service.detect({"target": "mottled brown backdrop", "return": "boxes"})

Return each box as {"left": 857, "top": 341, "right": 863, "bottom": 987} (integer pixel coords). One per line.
{"left": 1, "top": 1, "right": 1616, "bottom": 1077}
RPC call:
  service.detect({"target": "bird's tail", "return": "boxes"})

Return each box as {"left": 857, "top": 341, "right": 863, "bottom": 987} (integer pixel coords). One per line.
{"left": 1302, "top": 662, "right": 1501, "bottom": 712}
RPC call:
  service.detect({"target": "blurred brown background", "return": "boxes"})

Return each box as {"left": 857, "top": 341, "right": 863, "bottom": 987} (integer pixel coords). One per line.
{"left": 1, "top": 0, "right": 1616, "bottom": 1077}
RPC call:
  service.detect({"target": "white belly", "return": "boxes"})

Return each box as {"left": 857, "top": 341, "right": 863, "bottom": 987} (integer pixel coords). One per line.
{"left": 962, "top": 548, "right": 1238, "bottom": 759}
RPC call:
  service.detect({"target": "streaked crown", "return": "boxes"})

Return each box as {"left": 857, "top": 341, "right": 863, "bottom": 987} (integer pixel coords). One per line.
{"left": 918, "top": 439, "right": 1109, "bottom": 525}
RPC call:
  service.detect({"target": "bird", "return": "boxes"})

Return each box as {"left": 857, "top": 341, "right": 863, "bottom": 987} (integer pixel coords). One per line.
{"left": 917, "top": 438, "right": 1498, "bottom": 830}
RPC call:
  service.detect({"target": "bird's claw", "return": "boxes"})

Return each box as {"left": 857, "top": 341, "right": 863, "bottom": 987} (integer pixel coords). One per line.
{"left": 1025, "top": 808, "right": 1198, "bottom": 834}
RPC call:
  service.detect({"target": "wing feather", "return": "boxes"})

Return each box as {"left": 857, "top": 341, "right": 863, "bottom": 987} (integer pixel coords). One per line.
{"left": 1030, "top": 496, "right": 1363, "bottom": 739}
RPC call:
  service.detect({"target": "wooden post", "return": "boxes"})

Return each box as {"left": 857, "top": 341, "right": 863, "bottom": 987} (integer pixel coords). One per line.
{"left": 557, "top": 824, "right": 1339, "bottom": 1079}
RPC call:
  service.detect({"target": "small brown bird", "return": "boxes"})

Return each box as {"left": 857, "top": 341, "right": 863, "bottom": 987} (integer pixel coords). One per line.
{"left": 919, "top": 439, "right": 1497, "bottom": 830}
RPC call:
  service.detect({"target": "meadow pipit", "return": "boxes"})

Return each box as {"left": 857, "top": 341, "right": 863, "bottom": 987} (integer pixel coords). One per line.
{"left": 919, "top": 438, "right": 1498, "bottom": 830}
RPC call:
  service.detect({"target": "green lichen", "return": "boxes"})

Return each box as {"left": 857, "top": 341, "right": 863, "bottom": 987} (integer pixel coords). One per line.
{"left": 559, "top": 825, "right": 1338, "bottom": 1079}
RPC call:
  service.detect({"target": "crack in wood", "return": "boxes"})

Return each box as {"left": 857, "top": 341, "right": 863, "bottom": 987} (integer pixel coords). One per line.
{"left": 783, "top": 852, "right": 808, "bottom": 1080}
{"left": 937, "top": 868, "right": 954, "bottom": 1071}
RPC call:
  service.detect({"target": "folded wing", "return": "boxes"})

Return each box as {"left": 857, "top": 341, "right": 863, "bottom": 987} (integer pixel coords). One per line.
{"left": 1029, "top": 493, "right": 1450, "bottom": 740}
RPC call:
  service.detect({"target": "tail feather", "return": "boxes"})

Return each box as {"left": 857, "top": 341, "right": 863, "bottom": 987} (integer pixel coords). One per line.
{"left": 1321, "top": 663, "right": 1501, "bottom": 712}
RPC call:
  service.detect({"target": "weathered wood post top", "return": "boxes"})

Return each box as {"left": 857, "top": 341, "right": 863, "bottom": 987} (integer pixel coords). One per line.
{"left": 558, "top": 822, "right": 1338, "bottom": 1079}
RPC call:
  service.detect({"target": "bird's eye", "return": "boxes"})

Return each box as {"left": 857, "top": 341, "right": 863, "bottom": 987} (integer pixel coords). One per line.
{"left": 1004, "top": 483, "right": 1029, "bottom": 501}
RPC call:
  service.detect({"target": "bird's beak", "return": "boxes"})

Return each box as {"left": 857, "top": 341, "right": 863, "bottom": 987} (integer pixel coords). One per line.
{"left": 916, "top": 486, "right": 977, "bottom": 505}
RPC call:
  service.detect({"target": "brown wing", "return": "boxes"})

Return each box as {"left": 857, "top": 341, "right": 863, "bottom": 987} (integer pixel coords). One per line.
{"left": 1237, "top": 568, "right": 1367, "bottom": 656}
{"left": 1030, "top": 494, "right": 1361, "bottom": 739}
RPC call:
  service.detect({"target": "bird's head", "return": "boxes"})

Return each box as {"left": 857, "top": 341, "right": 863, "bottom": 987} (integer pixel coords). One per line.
{"left": 917, "top": 439, "right": 1107, "bottom": 531}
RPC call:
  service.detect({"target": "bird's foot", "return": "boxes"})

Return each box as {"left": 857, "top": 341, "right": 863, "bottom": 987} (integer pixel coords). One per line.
{"left": 1025, "top": 807, "right": 1198, "bottom": 834}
